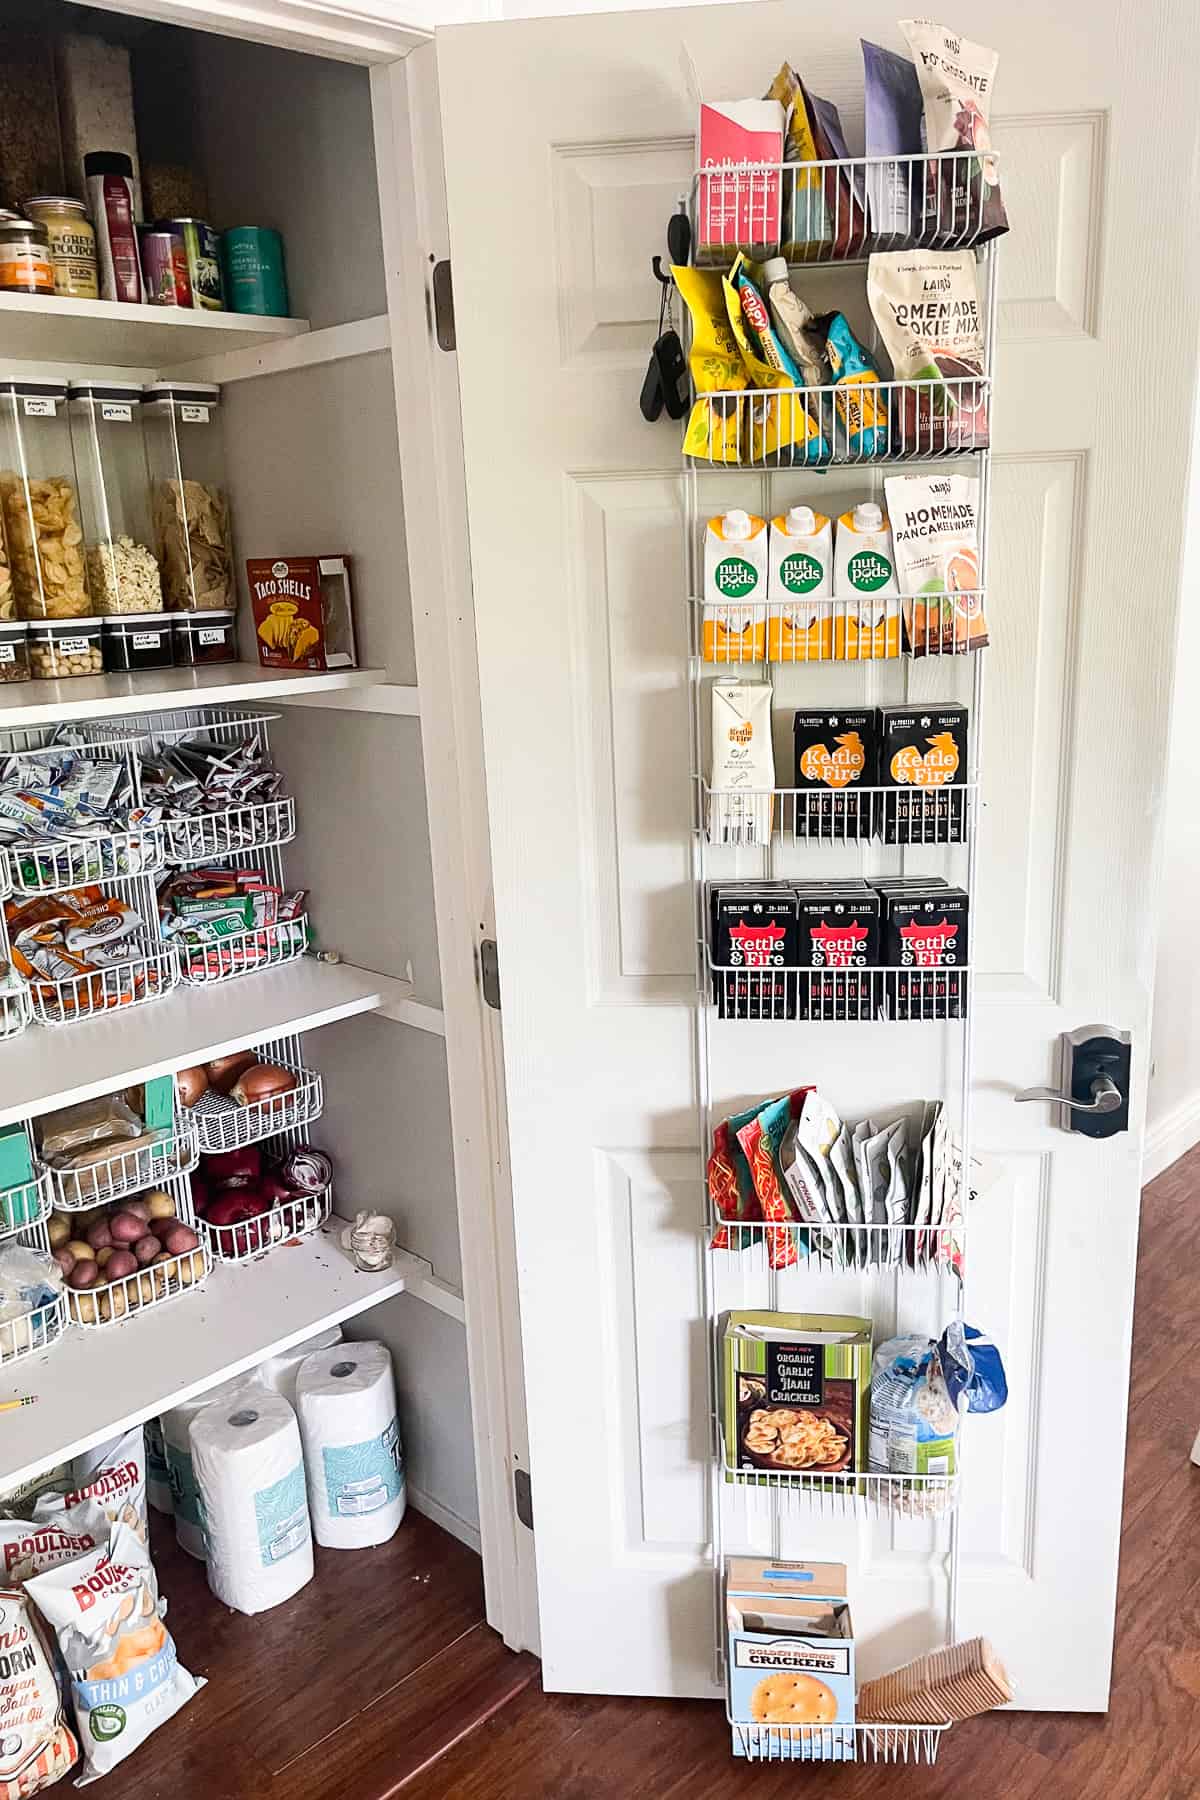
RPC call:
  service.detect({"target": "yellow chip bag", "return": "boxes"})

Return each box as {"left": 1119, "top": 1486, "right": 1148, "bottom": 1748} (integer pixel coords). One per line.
{"left": 673, "top": 264, "right": 749, "bottom": 464}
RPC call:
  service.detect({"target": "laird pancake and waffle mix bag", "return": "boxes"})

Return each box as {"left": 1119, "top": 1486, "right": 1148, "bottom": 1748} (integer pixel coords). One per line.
{"left": 25, "top": 1522, "right": 204, "bottom": 1784}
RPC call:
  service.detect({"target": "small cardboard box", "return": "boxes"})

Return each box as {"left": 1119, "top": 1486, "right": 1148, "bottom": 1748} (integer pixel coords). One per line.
{"left": 879, "top": 705, "right": 968, "bottom": 844}
{"left": 723, "top": 1311, "right": 872, "bottom": 1478}
{"left": 247, "top": 555, "right": 358, "bottom": 672}
{"left": 726, "top": 1557, "right": 855, "bottom": 1760}
{"left": 697, "top": 99, "right": 784, "bottom": 260}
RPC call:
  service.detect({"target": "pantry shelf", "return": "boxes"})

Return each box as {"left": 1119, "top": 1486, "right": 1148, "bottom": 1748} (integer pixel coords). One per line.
{"left": 0, "top": 292, "right": 310, "bottom": 370}
{"left": 0, "top": 663, "right": 391, "bottom": 729}
{"left": 0, "top": 1224, "right": 409, "bottom": 1494}
{"left": 0, "top": 958, "right": 385, "bottom": 1128}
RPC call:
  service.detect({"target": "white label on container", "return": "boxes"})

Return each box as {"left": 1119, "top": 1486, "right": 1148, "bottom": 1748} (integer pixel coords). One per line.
{"left": 198, "top": 628, "right": 224, "bottom": 646}
{"left": 22, "top": 396, "right": 55, "bottom": 417}
{"left": 100, "top": 401, "right": 133, "bottom": 423}
{"left": 58, "top": 637, "right": 88, "bottom": 655}
{"left": 132, "top": 632, "right": 161, "bottom": 649}
{"left": 0, "top": 645, "right": 13, "bottom": 664}
{"left": 180, "top": 404, "right": 210, "bottom": 424}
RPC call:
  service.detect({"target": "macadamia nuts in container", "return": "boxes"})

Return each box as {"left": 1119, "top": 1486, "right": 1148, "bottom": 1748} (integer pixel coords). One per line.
{"left": 69, "top": 382, "right": 163, "bottom": 615}
{"left": 0, "top": 380, "right": 94, "bottom": 620}
{"left": 28, "top": 616, "right": 103, "bottom": 679}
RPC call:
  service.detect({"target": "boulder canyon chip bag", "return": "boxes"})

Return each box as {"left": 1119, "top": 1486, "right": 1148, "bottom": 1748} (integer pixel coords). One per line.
{"left": 867, "top": 250, "right": 989, "bottom": 452}
{"left": 25, "top": 1521, "right": 204, "bottom": 1785}
{"left": 32, "top": 1427, "right": 147, "bottom": 1543}
{"left": 0, "top": 1586, "right": 79, "bottom": 1799}
{"left": 0, "top": 1508, "right": 107, "bottom": 1586}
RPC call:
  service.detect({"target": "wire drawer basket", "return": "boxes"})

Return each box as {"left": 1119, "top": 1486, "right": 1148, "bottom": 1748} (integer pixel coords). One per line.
{"left": 0, "top": 1168, "right": 52, "bottom": 1240}
{"left": 198, "top": 1185, "right": 332, "bottom": 1266}
{"left": 185, "top": 1062, "right": 323, "bottom": 1155}
{"left": 165, "top": 796, "right": 296, "bottom": 866}
{"left": 729, "top": 1719, "right": 951, "bottom": 1764}
{"left": 4, "top": 824, "right": 167, "bottom": 897}
{"left": 176, "top": 914, "right": 308, "bottom": 986}
{"left": 46, "top": 1126, "right": 199, "bottom": 1214}
{"left": 25, "top": 944, "right": 180, "bottom": 1028}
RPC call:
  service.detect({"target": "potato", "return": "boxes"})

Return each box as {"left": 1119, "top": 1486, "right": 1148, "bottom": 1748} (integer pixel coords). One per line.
{"left": 73, "top": 1293, "right": 98, "bottom": 1326}
{"left": 85, "top": 1219, "right": 112, "bottom": 1251}
{"left": 133, "top": 1234, "right": 161, "bottom": 1266}
{"left": 124, "top": 1198, "right": 152, "bottom": 1223}
{"left": 145, "top": 1190, "right": 177, "bottom": 1221}
{"left": 47, "top": 1215, "right": 71, "bottom": 1249}
{"left": 99, "top": 1288, "right": 128, "bottom": 1322}
{"left": 108, "top": 1212, "right": 144, "bottom": 1245}
{"left": 104, "top": 1250, "right": 138, "bottom": 1282}
{"left": 65, "top": 1240, "right": 92, "bottom": 1263}
{"left": 52, "top": 1247, "right": 74, "bottom": 1276}
{"left": 67, "top": 1259, "right": 99, "bottom": 1289}
{"left": 96, "top": 1246, "right": 114, "bottom": 1269}
{"left": 162, "top": 1223, "right": 199, "bottom": 1257}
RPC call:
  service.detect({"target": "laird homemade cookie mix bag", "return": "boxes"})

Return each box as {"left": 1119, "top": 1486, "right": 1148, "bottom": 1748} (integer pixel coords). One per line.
{"left": 868, "top": 251, "right": 989, "bottom": 452}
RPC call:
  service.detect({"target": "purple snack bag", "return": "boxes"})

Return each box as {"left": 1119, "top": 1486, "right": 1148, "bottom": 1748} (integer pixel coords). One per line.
{"left": 862, "top": 40, "right": 926, "bottom": 244}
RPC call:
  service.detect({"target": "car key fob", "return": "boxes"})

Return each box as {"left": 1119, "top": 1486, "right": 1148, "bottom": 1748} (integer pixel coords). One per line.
{"left": 640, "top": 349, "right": 665, "bottom": 421}
{"left": 654, "top": 329, "right": 688, "bottom": 420}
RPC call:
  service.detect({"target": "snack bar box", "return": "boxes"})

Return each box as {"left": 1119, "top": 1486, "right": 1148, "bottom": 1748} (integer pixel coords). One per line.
{"left": 726, "top": 1557, "right": 856, "bottom": 1761}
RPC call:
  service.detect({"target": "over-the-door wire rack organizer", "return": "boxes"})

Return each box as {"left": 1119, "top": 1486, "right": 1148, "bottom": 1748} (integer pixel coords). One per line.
{"left": 681, "top": 146, "right": 1000, "bottom": 1766}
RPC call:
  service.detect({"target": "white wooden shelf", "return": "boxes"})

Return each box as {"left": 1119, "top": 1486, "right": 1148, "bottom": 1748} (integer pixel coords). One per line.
{"left": 0, "top": 292, "right": 309, "bottom": 370}
{"left": 0, "top": 1225, "right": 409, "bottom": 1492}
{"left": 0, "top": 959, "right": 384, "bottom": 1127}
{"left": 160, "top": 314, "right": 389, "bottom": 385}
{"left": 0, "top": 663, "right": 391, "bottom": 728}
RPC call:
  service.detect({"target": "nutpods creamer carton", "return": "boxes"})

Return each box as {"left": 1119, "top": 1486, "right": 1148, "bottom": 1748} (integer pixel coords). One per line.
{"left": 833, "top": 503, "right": 900, "bottom": 661}
{"left": 704, "top": 510, "right": 768, "bottom": 663}
{"left": 767, "top": 506, "right": 832, "bottom": 662}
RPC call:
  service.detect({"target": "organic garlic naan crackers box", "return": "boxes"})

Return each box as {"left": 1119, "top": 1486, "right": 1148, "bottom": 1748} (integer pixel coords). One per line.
{"left": 722, "top": 1312, "right": 871, "bottom": 1480}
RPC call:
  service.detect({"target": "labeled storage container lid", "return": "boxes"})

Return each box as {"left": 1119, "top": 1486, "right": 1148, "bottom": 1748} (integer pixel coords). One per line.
{"left": 68, "top": 380, "right": 145, "bottom": 402}
{"left": 102, "top": 612, "right": 170, "bottom": 629}
{"left": 0, "top": 622, "right": 28, "bottom": 638}
{"left": 173, "top": 608, "right": 235, "bottom": 625}
{"left": 143, "top": 381, "right": 221, "bottom": 408}
{"left": 0, "top": 378, "right": 67, "bottom": 401}
{"left": 27, "top": 616, "right": 103, "bottom": 633}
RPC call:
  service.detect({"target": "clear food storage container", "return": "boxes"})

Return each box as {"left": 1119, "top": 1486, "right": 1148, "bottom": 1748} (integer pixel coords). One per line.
{"left": 172, "top": 607, "right": 237, "bottom": 665}
{"left": 28, "top": 616, "right": 103, "bottom": 680}
{"left": 0, "top": 620, "right": 28, "bottom": 684}
{"left": 142, "top": 383, "right": 235, "bottom": 611}
{"left": 103, "top": 612, "right": 174, "bottom": 673}
{"left": 0, "top": 380, "right": 95, "bottom": 620}
{"left": 69, "top": 381, "right": 163, "bottom": 616}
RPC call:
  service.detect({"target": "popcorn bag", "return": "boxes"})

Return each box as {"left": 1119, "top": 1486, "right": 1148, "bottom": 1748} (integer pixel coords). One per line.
{"left": 0, "top": 1585, "right": 79, "bottom": 1799}
{"left": 25, "top": 1522, "right": 204, "bottom": 1785}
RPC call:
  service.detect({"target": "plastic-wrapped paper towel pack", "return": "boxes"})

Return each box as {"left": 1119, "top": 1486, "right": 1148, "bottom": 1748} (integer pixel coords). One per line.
{"left": 162, "top": 1375, "right": 263, "bottom": 1560}
{"left": 258, "top": 1325, "right": 343, "bottom": 1406}
{"left": 191, "top": 1386, "right": 313, "bottom": 1614}
{"left": 296, "top": 1341, "right": 406, "bottom": 1549}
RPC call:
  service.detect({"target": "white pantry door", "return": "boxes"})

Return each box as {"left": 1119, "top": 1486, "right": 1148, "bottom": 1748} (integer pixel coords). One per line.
{"left": 434, "top": 0, "right": 1200, "bottom": 1702}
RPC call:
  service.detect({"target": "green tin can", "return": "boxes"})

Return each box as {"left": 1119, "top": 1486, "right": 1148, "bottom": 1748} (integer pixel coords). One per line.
{"left": 221, "top": 226, "right": 289, "bottom": 317}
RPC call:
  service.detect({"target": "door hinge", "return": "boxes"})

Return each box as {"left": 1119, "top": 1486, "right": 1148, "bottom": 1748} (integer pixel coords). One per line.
{"left": 480, "top": 938, "right": 501, "bottom": 1011}
{"left": 513, "top": 1466, "right": 533, "bottom": 1531}
{"left": 432, "top": 259, "right": 455, "bottom": 352}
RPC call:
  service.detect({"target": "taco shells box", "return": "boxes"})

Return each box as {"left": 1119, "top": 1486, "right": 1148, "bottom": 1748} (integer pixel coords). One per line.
{"left": 247, "top": 555, "right": 358, "bottom": 672}
{"left": 726, "top": 1557, "right": 855, "bottom": 1760}
{"left": 723, "top": 1312, "right": 871, "bottom": 1477}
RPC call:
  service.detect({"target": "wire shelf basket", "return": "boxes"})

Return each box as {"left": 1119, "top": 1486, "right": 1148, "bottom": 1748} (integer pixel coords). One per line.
{"left": 708, "top": 1218, "right": 963, "bottom": 1274}
{"left": 685, "top": 376, "right": 989, "bottom": 469}
{"left": 197, "top": 1185, "right": 332, "bottom": 1266}
{"left": 25, "top": 944, "right": 181, "bottom": 1028}
{"left": 0, "top": 1167, "right": 52, "bottom": 1240}
{"left": 706, "top": 949, "right": 970, "bottom": 1022}
{"left": 67, "top": 708, "right": 279, "bottom": 750}
{"left": 0, "top": 983, "right": 31, "bottom": 1041}
{"left": 46, "top": 1126, "right": 199, "bottom": 1213}
{"left": 164, "top": 796, "right": 296, "bottom": 866}
{"left": 66, "top": 1242, "right": 210, "bottom": 1330}
{"left": 3, "top": 823, "right": 168, "bottom": 896}
{"left": 0, "top": 1291, "right": 67, "bottom": 1367}
{"left": 0, "top": 856, "right": 8, "bottom": 902}
{"left": 703, "top": 785, "right": 975, "bottom": 849}
{"left": 185, "top": 1062, "right": 323, "bottom": 1154}
{"left": 728, "top": 1719, "right": 951, "bottom": 1764}
{"left": 723, "top": 1462, "right": 959, "bottom": 1519}
{"left": 693, "top": 593, "right": 988, "bottom": 664}
{"left": 175, "top": 913, "right": 308, "bottom": 986}
{"left": 691, "top": 148, "right": 999, "bottom": 265}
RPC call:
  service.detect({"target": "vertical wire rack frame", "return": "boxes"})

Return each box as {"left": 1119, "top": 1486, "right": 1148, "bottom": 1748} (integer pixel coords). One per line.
{"left": 682, "top": 166, "right": 999, "bottom": 1744}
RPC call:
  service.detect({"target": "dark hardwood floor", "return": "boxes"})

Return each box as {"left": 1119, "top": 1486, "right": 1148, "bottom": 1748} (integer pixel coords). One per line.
{"left": 101, "top": 1147, "right": 1200, "bottom": 1797}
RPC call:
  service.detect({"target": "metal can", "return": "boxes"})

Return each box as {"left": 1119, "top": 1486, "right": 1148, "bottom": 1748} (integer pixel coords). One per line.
{"left": 0, "top": 219, "right": 53, "bottom": 295}
{"left": 162, "top": 217, "right": 224, "bottom": 310}
{"left": 138, "top": 226, "right": 192, "bottom": 308}
{"left": 221, "top": 226, "right": 289, "bottom": 318}
{"left": 23, "top": 199, "right": 98, "bottom": 299}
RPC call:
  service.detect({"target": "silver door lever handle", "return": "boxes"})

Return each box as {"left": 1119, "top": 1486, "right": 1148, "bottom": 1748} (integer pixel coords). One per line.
{"left": 1014, "top": 1074, "right": 1122, "bottom": 1114}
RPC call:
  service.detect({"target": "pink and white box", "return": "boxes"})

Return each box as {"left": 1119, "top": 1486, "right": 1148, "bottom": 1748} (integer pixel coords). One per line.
{"left": 697, "top": 99, "right": 784, "bottom": 259}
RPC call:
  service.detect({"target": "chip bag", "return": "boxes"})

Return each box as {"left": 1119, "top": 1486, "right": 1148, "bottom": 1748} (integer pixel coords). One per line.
{"left": 736, "top": 1091, "right": 811, "bottom": 1269}
{"left": 33, "top": 1426, "right": 148, "bottom": 1544}
{"left": 673, "top": 264, "right": 749, "bottom": 465}
{"left": 822, "top": 313, "right": 888, "bottom": 458}
{"left": 0, "top": 1586, "right": 78, "bottom": 1798}
{"left": 26, "top": 1522, "right": 204, "bottom": 1785}
{"left": 765, "top": 63, "right": 830, "bottom": 260}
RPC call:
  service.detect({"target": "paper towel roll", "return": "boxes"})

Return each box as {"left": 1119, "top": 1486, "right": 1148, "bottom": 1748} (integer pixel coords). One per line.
{"left": 191, "top": 1388, "right": 314, "bottom": 1614}
{"left": 162, "top": 1377, "right": 259, "bottom": 1559}
{"left": 258, "top": 1326, "right": 343, "bottom": 1407}
{"left": 295, "top": 1342, "right": 406, "bottom": 1549}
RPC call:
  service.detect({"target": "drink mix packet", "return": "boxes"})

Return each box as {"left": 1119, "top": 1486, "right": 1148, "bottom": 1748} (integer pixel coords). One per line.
{"left": 868, "top": 250, "right": 989, "bottom": 452}
{"left": 899, "top": 18, "right": 1009, "bottom": 245}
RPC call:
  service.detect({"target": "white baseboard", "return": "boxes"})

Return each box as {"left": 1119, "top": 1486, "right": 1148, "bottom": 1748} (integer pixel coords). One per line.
{"left": 1143, "top": 1090, "right": 1200, "bottom": 1184}
{"left": 407, "top": 1482, "right": 482, "bottom": 1555}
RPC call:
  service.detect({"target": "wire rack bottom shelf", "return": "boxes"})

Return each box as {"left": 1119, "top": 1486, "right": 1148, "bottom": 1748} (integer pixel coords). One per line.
{"left": 730, "top": 1719, "right": 949, "bottom": 1764}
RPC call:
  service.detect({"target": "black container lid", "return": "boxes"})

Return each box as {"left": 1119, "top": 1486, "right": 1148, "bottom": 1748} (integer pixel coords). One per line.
{"left": 83, "top": 151, "right": 134, "bottom": 177}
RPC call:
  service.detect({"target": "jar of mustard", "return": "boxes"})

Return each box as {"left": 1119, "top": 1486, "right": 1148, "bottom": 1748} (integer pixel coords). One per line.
{"left": 24, "top": 198, "right": 98, "bottom": 300}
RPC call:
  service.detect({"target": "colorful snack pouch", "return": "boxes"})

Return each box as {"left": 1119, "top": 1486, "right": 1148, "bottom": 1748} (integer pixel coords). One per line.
{"left": 765, "top": 64, "right": 830, "bottom": 259}
{"left": 730, "top": 254, "right": 802, "bottom": 386}
{"left": 707, "top": 1115, "right": 761, "bottom": 1251}
{"left": 822, "top": 314, "right": 888, "bottom": 459}
{"left": 761, "top": 260, "right": 829, "bottom": 389}
{"left": 720, "top": 266, "right": 825, "bottom": 467}
{"left": 900, "top": 18, "right": 1008, "bottom": 245}
{"left": 862, "top": 40, "right": 925, "bottom": 243}
{"left": 801, "top": 83, "right": 868, "bottom": 258}
{"left": 868, "top": 249, "right": 989, "bottom": 451}
{"left": 736, "top": 1093, "right": 805, "bottom": 1269}
{"left": 673, "top": 264, "right": 750, "bottom": 465}
{"left": 829, "top": 1124, "right": 864, "bottom": 1266}
{"left": 885, "top": 472, "right": 987, "bottom": 654}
